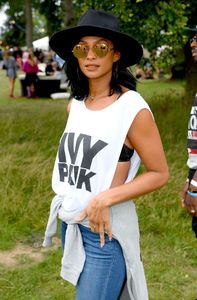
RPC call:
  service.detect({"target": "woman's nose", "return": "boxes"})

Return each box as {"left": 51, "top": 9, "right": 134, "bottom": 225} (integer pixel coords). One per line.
{"left": 86, "top": 47, "right": 96, "bottom": 59}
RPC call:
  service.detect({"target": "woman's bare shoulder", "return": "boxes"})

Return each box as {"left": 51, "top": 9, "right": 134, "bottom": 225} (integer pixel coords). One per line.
{"left": 67, "top": 99, "right": 74, "bottom": 113}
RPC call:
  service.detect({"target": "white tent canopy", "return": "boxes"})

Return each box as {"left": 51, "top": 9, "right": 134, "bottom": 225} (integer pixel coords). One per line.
{"left": 33, "top": 36, "right": 49, "bottom": 51}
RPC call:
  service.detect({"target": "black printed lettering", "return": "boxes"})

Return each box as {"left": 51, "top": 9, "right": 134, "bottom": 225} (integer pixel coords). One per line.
{"left": 57, "top": 132, "right": 108, "bottom": 191}
{"left": 58, "top": 163, "right": 68, "bottom": 181}
{"left": 58, "top": 133, "right": 68, "bottom": 162}
{"left": 81, "top": 138, "right": 108, "bottom": 169}
{"left": 77, "top": 168, "right": 96, "bottom": 192}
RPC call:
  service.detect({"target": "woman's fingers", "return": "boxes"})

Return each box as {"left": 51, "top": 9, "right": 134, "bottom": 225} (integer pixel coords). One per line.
{"left": 78, "top": 199, "right": 112, "bottom": 246}
{"left": 104, "top": 221, "right": 112, "bottom": 241}
{"left": 89, "top": 223, "right": 97, "bottom": 232}
{"left": 99, "top": 224, "right": 105, "bottom": 248}
{"left": 98, "top": 221, "right": 112, "bottom": 247}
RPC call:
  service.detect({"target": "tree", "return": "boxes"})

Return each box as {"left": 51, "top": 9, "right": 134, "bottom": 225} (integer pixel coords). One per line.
{"left": 25, "top": 0, "right": 33, "bottom": 48}
{"left": 0, "top": 0, "right": 54, "bottom": 47}
{"left": 0, "top": 0, "right": 196, "bottom": 100}
{"left": 0, "top": 0, "right": 26, "bottom": 47}
{"left": 61, "top": 0, "right": 74, "bottom": 28}
{"left": 35, "top": 0, "right": 62, "bottom": 38}
{"left": 0, "top": 0, "right": 34, "bottom": 48}
{"left": 76, "top": 0, "right": 196, "bottom": 101}
{"left": 184, "top": 36, "right": 197, "bottom": 103}
{"left": 183, "top": 0, "right": 197, "bottom": 102}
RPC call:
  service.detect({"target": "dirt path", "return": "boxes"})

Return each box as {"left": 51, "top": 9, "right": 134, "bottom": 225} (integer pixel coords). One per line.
{"left": 0, "top": 237, "right": 60, "bottom": 268}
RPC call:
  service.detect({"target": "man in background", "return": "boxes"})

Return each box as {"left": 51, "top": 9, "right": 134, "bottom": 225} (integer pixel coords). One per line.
{"left": 182, "top": 25, "right": 197, "bottom": 237}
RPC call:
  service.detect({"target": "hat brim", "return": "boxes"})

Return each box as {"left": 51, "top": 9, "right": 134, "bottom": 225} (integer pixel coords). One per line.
{"left": 183, "top": 27, "right": 197, "bottom": 35}
{"left": 187, "top": 27, "right": 197, "bottom": 32}
{"left": 49, "top": 26, "right": 143, "bottom": 67}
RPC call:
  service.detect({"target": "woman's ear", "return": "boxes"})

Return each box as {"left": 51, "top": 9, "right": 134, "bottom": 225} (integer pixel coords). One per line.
{"left": 113, "top": 51, "right": 121, "bottom": 63}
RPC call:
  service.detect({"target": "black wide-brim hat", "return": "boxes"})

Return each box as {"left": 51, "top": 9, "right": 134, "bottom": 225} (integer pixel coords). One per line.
{"left": 187, "top": 25, "right": 197, "bottom": 32}
{"left": 49, "top": 9, "right": 143, "bottom": 67}
{"left": 183, "top": 25, "right": 197, "bottom": 35}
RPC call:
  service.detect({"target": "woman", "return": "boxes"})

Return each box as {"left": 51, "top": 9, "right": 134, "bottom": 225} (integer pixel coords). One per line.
{"left": 43, "top": 9, "right": 169, "bottom": 300}
{"left": 22, "top": 53, "right": 39, "bottom": 98}
{"left": 3, "top": 50, "right": 17, "bottom": 98}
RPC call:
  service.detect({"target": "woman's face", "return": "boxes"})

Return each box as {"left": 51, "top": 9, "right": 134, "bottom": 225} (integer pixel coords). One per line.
{"left": 73, "top": 36, "right": 120, "bottom": 80}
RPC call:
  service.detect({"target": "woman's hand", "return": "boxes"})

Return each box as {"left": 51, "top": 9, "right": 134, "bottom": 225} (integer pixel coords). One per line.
{"left": 76, "top": 192, "right": 112, "bottom": 247}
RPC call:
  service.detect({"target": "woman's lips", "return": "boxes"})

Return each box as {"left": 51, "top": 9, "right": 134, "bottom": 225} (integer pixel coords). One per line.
{"left": 85, "top": 64, "right": 99, "bottom": 70}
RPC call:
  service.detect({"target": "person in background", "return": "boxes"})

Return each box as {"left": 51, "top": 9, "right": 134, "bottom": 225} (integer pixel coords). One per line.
{"left": 45, "top": 58, "right": 55, "bottom": 76}
{"left": 42, "top": 9, "right": 169, "bottom": 300}
{"left": 3, "top": 50, "right": 18, "bottom": 98}
{"left": 22, "top": 48, "right": 30, "bottom": 64}
{"left": 22, "top": 53, "right": 39, "bottom": 98}
{"left": 13, "top": 47, "right": 23, "bottom": 70}
{"left": 0, "top": 48, "right": 3, "bottom": 62}
{"left": 135, "top": 64, "right": 145, "bottom": 79}
{"left": 34, "top": 48, "right": 45, "bottom": 63}
{"left": 181, "top": 25, "right": 197, "bottom": 237}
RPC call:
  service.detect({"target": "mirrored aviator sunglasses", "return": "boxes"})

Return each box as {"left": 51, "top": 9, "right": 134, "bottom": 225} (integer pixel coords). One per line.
{"left": 72, "top": 43, "right": 114, "bottom": 59}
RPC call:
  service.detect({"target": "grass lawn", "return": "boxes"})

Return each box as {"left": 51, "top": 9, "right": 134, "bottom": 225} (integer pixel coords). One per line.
{"left": 0, "top": 69, "right": 196, "bottom": 300}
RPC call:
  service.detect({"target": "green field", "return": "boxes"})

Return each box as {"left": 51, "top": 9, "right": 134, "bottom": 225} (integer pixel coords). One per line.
{"left": 0, "top": 69, "right": 196, "bottom": 300}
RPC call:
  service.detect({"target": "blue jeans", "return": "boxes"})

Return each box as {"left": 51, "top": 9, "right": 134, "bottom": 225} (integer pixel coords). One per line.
{"left": 60, "top": 221, "right": 126, "bottom": 300}
{"left": 60, "top": 221, "right": 67, "bottom": 249}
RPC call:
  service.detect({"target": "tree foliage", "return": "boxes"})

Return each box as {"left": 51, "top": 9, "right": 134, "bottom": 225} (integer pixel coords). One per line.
{"left": 34, "top": 0, "right": 62, "bottom": 38}
{"left": 1, "top": 0, "right": 196, "bottom": 54}
{"left": 73, "top": 0, "right": 196, "bottom": 99}
{"left": 0, "top": 0, "right": 196, "bottom": 95}
{"left": 76, "top": 0, "right": 191, "bottom": 70}
{"left": 0, "top": 0, "right": 26, "bottom": 47}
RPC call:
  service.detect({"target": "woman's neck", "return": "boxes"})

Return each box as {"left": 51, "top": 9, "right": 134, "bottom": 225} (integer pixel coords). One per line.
{"left": 88, "top": 77, "right": 111, "bottom": 99}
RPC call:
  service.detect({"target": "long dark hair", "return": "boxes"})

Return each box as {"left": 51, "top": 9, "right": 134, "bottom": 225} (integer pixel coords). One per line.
{"left": 64, "top": 47, "right": 137, "bottom": 100}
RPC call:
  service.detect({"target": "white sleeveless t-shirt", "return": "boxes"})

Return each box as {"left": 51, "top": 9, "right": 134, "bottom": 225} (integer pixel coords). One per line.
{"left": 52, "top": 90, "right": 151, "bottom": 212}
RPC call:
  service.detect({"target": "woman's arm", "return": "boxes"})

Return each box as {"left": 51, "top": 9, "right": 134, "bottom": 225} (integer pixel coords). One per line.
{"left": 108, "top": 108, "right": 169, "bottom": 202}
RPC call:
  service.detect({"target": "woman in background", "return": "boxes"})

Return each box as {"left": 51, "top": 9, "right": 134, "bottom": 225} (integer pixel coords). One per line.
{"left": 3, "top": 50, "right": 17, "bottom": 98}
{"left": 22, "top": 53, "right": 39, "bottom": 98}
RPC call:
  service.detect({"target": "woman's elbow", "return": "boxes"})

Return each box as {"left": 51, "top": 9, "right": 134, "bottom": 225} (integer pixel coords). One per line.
{"left": 159, "top": 167, "right": 169, "bottom": 187}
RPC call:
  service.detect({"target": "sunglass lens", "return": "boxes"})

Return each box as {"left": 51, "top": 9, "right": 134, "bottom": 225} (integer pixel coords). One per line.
{"left": 94, "top": 43, "right": 109, "bottom": 57}
{"left": 72, "top": 44, "right": 87, "bottom": 58}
